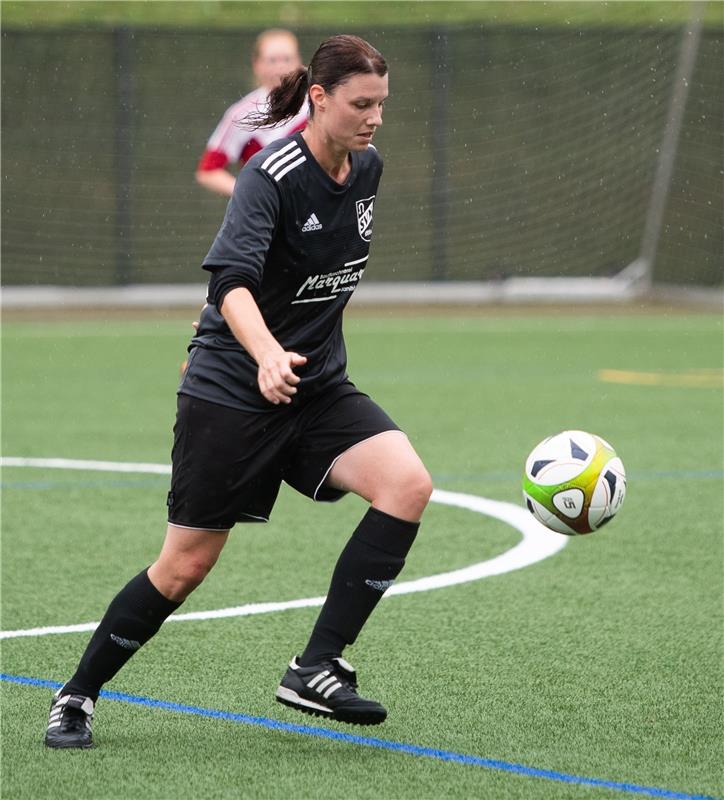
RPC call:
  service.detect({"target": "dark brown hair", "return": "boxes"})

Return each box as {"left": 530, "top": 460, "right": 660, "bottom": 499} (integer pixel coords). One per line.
{"left": 246, "top": 34, "right": 387, "bottom": 128}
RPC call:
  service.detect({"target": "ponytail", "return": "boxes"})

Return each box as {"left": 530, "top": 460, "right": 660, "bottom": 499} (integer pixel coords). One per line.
{"left": 243, "top": 67, "right": 309, "bottom": 129}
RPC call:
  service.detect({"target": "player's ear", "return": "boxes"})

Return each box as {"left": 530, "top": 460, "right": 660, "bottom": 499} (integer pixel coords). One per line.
{"left": 308, "top": 83, "right": 326, "bottom": 112}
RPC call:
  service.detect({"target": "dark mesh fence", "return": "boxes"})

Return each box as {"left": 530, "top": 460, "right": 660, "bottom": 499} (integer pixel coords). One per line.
{"left": 2, "top": 25, "right": 721, "bottom": 287}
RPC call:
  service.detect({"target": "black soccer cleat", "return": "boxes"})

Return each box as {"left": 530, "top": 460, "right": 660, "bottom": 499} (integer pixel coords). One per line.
{"left": 275, "top": 656, "right": 387, "bottom": 726}
{"left": 44, "top": 691, "right": 94, "bottom": 749}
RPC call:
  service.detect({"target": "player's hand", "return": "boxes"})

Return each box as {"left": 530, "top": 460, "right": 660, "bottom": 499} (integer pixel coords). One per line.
{"left": 257, "top": 350, "right": 307, "bottom": 405}
{"left": 191, "top": 303, "right": 208, "bottom": 333}
{"left": 181, "top": 304, "right": 209, "bottom": 376}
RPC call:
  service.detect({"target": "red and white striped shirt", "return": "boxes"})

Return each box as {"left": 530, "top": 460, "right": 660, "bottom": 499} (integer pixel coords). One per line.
{"left": 197, "top": 87, "right": 309, "bottom": 171}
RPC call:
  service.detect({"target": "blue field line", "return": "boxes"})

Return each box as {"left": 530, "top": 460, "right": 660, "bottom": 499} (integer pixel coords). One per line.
{"left": 2, "top": 673, "right": 718, "bottom": 800}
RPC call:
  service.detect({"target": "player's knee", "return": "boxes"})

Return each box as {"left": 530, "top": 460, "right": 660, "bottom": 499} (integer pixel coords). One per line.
{"left": 391, "top": 465, "right": 433, "bottom": 518}
{"left": 162, "top": 555, "right": 216, "bottom": 599}
{"left": 179, "top": 557, "right": 215, "bottom": 588}
{"left": 409, "top": 467, "right": 434, "bottom": 511}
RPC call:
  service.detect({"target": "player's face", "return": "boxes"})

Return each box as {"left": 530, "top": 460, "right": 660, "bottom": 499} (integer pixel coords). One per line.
{"left": 320, "top": 72, "right": 389, "bottom": 152}
{"left": 253, "top": 35, "right": 302, "bottom": 90}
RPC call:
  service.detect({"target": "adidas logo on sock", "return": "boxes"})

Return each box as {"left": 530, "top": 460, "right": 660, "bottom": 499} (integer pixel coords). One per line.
{"left": 110, "top": 633, "right": 141, "bottom": 651}
{"left": 302, "top": 213, "right": 323, "bottom": 232}
{"left": 364, "top": 579, "right": 395, "bottom": 592}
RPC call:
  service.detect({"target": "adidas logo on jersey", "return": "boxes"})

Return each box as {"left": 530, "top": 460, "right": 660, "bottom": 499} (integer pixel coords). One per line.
{"left": 302, "top": 213, "right": 323, "bottom": 232}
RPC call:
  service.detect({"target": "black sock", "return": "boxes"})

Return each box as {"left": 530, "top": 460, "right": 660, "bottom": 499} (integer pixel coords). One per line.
{"left": 62, "top": 569, "right": 182, "bottom": 701}
{"left": 298, "top": 508, "right": 419, "bottom": 667}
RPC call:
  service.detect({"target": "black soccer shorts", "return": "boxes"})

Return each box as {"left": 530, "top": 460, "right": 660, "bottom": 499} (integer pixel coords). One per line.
{"left": 167, "top": 381, "right": 401, "bottom": 530}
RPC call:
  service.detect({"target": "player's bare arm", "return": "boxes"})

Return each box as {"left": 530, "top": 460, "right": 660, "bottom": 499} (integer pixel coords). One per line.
{"left": 195, "top": 168, "right": 237, "bottom": 197}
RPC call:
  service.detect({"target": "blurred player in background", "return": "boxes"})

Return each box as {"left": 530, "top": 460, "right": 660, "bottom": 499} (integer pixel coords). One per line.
{"left": 195, "top": 28, "right": 308, "bottom": 197}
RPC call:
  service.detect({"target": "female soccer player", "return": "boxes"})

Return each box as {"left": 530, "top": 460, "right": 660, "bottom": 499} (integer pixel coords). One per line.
{"left": 46, "top": 34, "right": 432, "bottom": 749}
{"left": 195, "top": 28, "right": 308, "bottom": 197}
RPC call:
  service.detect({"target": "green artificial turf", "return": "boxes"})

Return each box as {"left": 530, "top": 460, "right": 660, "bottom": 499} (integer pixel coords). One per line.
{"left": 1, "top": 310, "right": 722, "bottom": 799}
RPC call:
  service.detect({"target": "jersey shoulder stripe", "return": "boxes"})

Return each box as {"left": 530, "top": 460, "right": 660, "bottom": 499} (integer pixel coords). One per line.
{"left": 260, "top": 140, "right": 306, "bottom": 182}
{"left": 260, "top": 140, "right": 298, "bottom": 171}
{"left": 272, "top": 155, "right": 306, "bottom": 182}
{"left": 265, "top": 146, "right": 303, "bottom": 176}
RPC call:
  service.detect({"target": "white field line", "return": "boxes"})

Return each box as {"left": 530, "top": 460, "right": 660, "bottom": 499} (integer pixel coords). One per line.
{"left": 0, "top": 458, "right": 568, "bottom": 640}
{"left": 1, "top": 457, "right": 171, "bottom": 475}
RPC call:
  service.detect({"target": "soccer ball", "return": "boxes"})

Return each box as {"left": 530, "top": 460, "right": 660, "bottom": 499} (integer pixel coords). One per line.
{"left": 522, "top": 430, "right": 626, "bottom": 535}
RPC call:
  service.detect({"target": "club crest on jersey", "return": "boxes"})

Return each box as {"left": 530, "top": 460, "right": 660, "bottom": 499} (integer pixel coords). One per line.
{"left": 356, "top": 195, "right": 375, "bottom": 242}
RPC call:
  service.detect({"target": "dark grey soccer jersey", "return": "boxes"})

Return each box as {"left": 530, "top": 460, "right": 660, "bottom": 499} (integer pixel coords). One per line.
{"left": 179, "top": 132, "right": 383, "bottom": 411}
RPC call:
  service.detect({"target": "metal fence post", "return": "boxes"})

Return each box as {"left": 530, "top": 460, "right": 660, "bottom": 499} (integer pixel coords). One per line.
{"left": 633, "top": 1, "right": 705, "bottom": 290}
{"left": 113, "top": 26, "right": 134, "bottom": 286}
{"left": 430, "top": 27, "right": 450, "bottom": 281}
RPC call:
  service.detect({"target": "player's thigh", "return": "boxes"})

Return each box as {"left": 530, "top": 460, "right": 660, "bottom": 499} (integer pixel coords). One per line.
{"left": 284, "top": 383, "right": 401, "bottom": 502}
{"left": 327, "top": 429, "right": 432, "bottom": 507}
